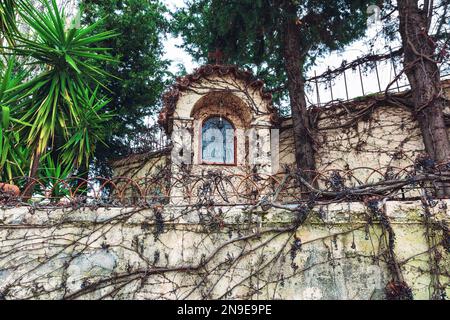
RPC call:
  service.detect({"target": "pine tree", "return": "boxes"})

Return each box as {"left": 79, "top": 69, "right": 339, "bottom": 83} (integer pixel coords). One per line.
{"left": 173, "top": 0, "right": 371, "bottom": 184}
{"left": 375, "top": 0, "right": 450, "bottom": 196}
{"left": 82, "top": 0, "right": 170, "bottom": 175}
{"left": 397, "top": 0, "right": 450, "bottom": 196}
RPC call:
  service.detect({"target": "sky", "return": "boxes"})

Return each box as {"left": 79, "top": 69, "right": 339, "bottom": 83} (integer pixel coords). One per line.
{"left": 162, "top": 0, "right": 197, "bottom": 74}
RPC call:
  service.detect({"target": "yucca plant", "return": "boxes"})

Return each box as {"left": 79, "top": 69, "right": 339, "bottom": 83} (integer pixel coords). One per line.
{"left": 0, "top": 0, "right": 18, "bottom": 47}
{"left": 0, "top": 58, "right": 30, "bottom": 183}
{"left": 39, "top": 153, "right": 74, "bottom": 202}
{"left": 59, "top": 87, "right": 112, "bottom": 169}
{"left": 3, "top": 0, "right": 118, "bottom": 196}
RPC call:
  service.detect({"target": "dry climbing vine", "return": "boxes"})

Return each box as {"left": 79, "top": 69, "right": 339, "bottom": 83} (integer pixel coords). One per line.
{"left": 0, "top": 157, "right": 448, "bottom": 300}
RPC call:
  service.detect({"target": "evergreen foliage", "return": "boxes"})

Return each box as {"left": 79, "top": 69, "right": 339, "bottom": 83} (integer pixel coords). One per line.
{"left": 173, "top": 0, "right": 371, "bottom": 109}
{"left": 82, "top": 0, "right": 171, "bottom": 175}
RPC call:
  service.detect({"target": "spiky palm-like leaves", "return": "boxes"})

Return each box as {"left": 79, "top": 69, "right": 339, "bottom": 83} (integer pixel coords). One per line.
{"left": 59, "top": 87, "right": 112, "bottom": 169}
{"left": 0, "top": 0, "right": 18, "bottom": 46}
{"left": 11, "top": 0, "right": 116, "bottom": 154}
{"left": 0, "top": 58, "right": 30, "bottom": 182}
{"left": 2, "top": 0, "right": 117, "bottom": 188}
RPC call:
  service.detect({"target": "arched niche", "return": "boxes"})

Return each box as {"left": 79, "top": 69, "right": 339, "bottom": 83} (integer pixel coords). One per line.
{"left": 190, "top": 92, "right": 252, "bottom": 166}
{"left": 190, "top": 91, "right": 253, "bottom": 129}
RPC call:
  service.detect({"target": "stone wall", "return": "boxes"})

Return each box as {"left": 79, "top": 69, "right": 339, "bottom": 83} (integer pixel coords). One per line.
{"left": 0, "top": 201, "right": 448, "bottom": 300}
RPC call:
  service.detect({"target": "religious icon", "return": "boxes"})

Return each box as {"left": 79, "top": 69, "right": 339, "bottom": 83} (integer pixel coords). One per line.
{"left": 202, "top": 117, "right": 234, "bottom": 164}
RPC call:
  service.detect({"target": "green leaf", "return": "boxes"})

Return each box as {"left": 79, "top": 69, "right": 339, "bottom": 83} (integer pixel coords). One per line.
{"left": 65, "top": 54, "right": 81, "bottom": 73}
{"left": 1, "top": 106, "right": 10, "bottom": 128}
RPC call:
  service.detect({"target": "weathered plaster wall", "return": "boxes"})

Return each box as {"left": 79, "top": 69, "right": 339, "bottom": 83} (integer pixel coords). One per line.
{"left": 112, "top": 151, "right": 169, "bottom": 181}
{"left": 279, "top": 103, "right": 424, "bottom": 173}
{"left": 279, "top": 80, "right": 450, "bottom": 177}
{"left": 0, "top": 201, "right": 447, "bottom": 300}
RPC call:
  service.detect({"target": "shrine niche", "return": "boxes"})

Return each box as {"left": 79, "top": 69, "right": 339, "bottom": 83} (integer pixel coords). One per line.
{"left": 158, "top": 64, "right": 280, "bottom": 177}
{"left": 191, "top": 91, "right": 252, "bottom": 166}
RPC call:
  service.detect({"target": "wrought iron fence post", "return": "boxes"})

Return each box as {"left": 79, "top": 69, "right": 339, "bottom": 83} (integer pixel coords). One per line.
{"left": 314, "top": 71, "right": 321, "bottom": 106}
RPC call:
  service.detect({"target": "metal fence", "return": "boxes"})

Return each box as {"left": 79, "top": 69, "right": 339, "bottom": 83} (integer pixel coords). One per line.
{"left": 127, "top": 125, "right": 171, "bottom": 154}
{"left": 2, "top": 161, "right": 449, "bottom": 208}
{"left": 304, "top": 52, "right": 450, "bottom": 107}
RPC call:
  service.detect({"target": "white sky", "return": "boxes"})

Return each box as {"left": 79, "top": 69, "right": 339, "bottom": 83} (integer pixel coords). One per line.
{"left": 163, "top": 0, "right": 197, "bottom": 74}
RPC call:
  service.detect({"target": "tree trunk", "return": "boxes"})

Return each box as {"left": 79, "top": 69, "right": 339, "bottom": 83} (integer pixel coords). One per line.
{"left": 75, "top": 160, "right": 90, "bottom": 202}
{"left": 22, "top": 148, "right": 41, "bottom": 200}
{"left": 282, "top": 1, "right": 317, "bottom": 187}
{"left": 398, "top": 0, "right": 450, "bottom": 197}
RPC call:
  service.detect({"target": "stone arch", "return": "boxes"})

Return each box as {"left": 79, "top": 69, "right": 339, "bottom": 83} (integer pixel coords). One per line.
{"left": 159, "top": 64, "right": 279, "bottom": 134}
{"left": 188, "top": 92, "right": 254, "bottom": 167}
{"left": 190, "top": 91, "right": 253, "bottom": 129}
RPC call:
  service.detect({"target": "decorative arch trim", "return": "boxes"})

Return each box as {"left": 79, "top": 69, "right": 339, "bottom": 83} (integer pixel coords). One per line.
{"left": 158, "top": 64, "right": 279, "bottom": 133}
